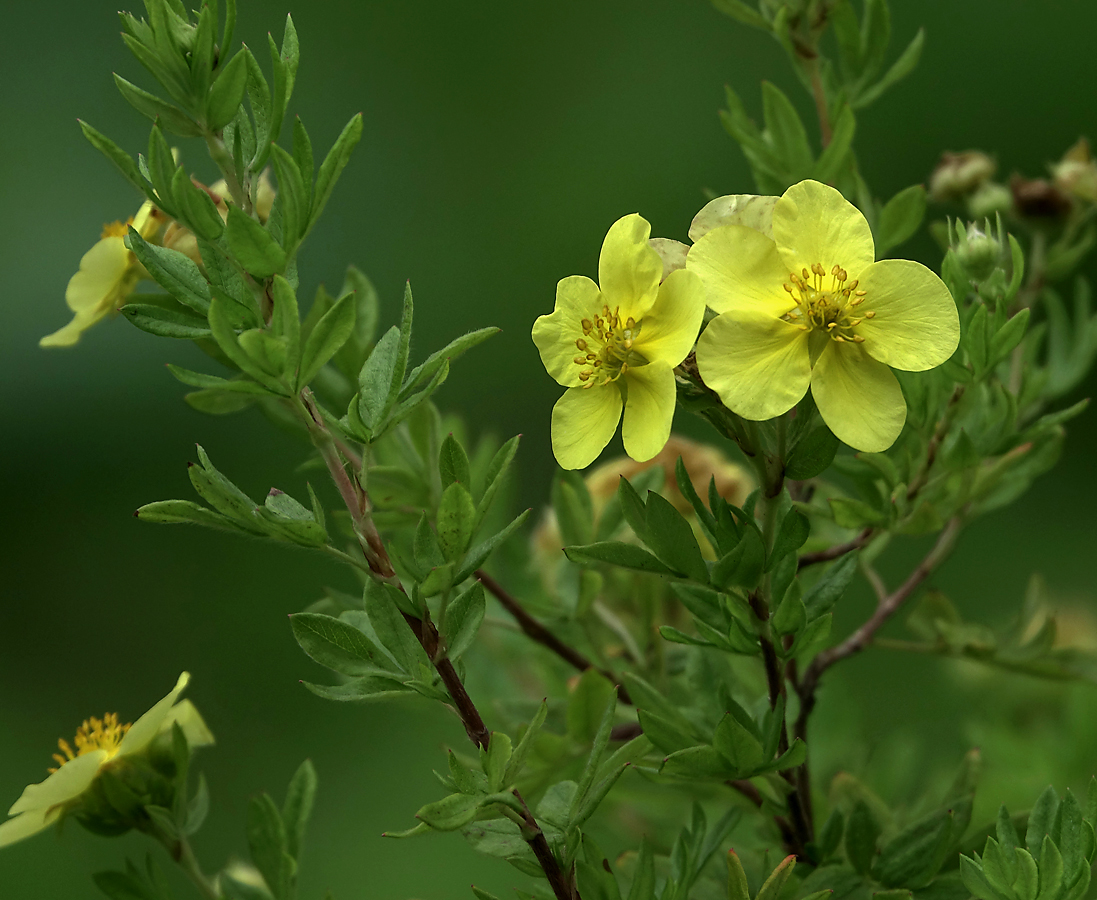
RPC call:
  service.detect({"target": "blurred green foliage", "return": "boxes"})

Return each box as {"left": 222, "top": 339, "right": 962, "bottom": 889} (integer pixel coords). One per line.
{"left": 1, "top": 1, "right": 1096, "bottom": 898}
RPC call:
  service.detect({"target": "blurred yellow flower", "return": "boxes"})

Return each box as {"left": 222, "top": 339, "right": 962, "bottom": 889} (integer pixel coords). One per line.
{"left": 689, "top": 179, "right": 960, "bottom": 452}
{"left": 532, "top": 214, "right": 706, "bottom": 469}
{"left": 40, "top": 201, "right": 165, "bottom": 348}
{"left": 0, "top": 672, "right": 213, "bottom": 848}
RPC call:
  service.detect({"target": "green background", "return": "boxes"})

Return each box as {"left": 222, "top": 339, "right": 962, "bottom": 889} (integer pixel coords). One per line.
{"left": 2, "top": 1, "right": 1096, "bottom": 897}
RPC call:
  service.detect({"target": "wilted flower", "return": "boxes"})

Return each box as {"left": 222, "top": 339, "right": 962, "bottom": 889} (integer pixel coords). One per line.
{"left": 40, "top": 201, "right": 166, "bottom": 347}
{"left": 689, "top": 179, "right": 960, "bottom": 452}
{"left": 0, "top": 672, "right": 212, "bottom": 847}
{"left": 532, "top": 214, "right": 706, "bottom": 469}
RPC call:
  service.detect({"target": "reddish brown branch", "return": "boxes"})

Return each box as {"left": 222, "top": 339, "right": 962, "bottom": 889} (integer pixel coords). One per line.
{"left": 477, "top": 569, "right": 633, "bottom": 706}
{"left": 797, "top": 528, "right": 874, "bottom": 570}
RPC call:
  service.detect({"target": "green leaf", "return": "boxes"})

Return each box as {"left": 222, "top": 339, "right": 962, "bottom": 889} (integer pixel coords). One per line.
{"left": 207, "top": 295, "right": 286, "bottom": 390}
{"left": 661, "top": 745, "right": 732, "bottom": 780}
{"left": 437, "top": 483, "right": 476, "bottom": 561}
{"left": 713, "top": 526, "right": 765, "bottom": 589}
{"left": 292, "top": 117, "right": 314, "bottom": 195}
{"left": 206, "top": 48, "right": 248, "bottom": 130}
{"left": 482, "top": 733, "right": 513, "bottom": 793}
{"left": 126, "top": 228, "right": 211, "bottom": 313}
{"left": 454, "top": 509, "right": 530, "bottom": 583}
{"left": 474, "top": 435, "right": 519, "bottom": 531}
{"left": 92, "top": 871, "right": 156, "bottom": 900}
{"left": 769, "top": 507, "right": 810, "bottom": 570}
{"left": 846, "top": 800, "right": 881, "bottom": 874}
{"left": 246, "top": 793, "right": 293, "bottom": 900}
{"left": 270, "top": 143, "right": 307, "bottom": 249}
{"left": 855, "top": 28, "right": 926, "bottom": 110}
{"left": 990, "top": 309, "right": 1030, "bottom": 365}
{"left": 564, "top": 541, "right": 675, "bottom": 576}
{"left": 812, "top": 103, "right": 856, "bottom": 183}
{"left": 571, "top": 687, "right": 619, "bottom": 819}
{"left": 757, "top": 855, "right": 798, "bottom": 900}
{"left": 785, "top": 415, "right": 840, "bottom": 480}
{"left": 357, "top": 326, "right": 401, "bottom": 429}
{"left": 290, "top": 612, "right": 391, "bottom": 676}
{"left": 270, "top": 275, "right": 301, "bottom": 379}
{"left": 171, "top": 168, "right": 225, "bottom": 242}
{"left": 135, "top": 499, "right": 241, "bottom": 533}
{"left": 616, "top": 477, "right": 651, "bottom": 545}
{"left": 310, "top": 113, "right": 363, "bottom": 230}
{"left": 282, "top": 759, "right": 317, "bottom": 861}
{"left": 122, "top": 302, "right": 211, "bottom": 339}
{"left": 442, "top": 581, "right": 485, "bottom": 660}
{"left": 297, "top": 290, "right": 356, "bottom": 389}
{"left": 873, "top": 807, "right": 956, "bottom": 888}
{"left": 761, "top": 81, "right": 813, "bottom": 180}
{"left": 417, "top": 792, "right": 481, "bottom": 831}
{"left": 553, "top": 474, "right": 595, "bottom": 547}
{"left": 503, "top": 700, "right": 548, "bottom": 785}
{"left": 876, "top": 184, "right": 927, "bottom": 253}
{"left": 363, "top": 581, "right": 426, "bottom": 674}
{"left": 727, "top": 850, "right": 750, "bottom": 900}
{"left": 1027, "top": 786, "right": 1060, "bottom": 855}
{"left": 567, "top": 669, "right": 616, "bottom": 743}
{"left": 710, "top": 0, "right": 771, "bottom": 30}
{"left": 804, "top": 552, "right": 859, "bottom": 619}
{"left": 401, "top": 327, "right": 500, "bottom": 399}
{"left": 645, "top": 492, "right": 708, "bottom": 582}
{"left": 713, "top": 712, "right": 764, "bottom": 773}
{"left": 113, "top": 74, "right": 202, "bottom": 136}
{"left": 78, "top": 120, "right": 151, "bottom": 198}
{"left": 166, "top": 365, "right": 272, "bottom": 394}
{"left": 440, "top": 433, "right": 471, "bottom": 488}
{"left": 225, "top": 206, "right": 286, "bottom": 278}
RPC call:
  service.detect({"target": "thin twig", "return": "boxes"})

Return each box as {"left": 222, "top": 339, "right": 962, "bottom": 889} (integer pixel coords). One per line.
{"left": 476, "top": 569, "right": 633, "bottom": 705}
{"left": 728, "top": 780, "right": 799, "bottom": 854}
{"left": 795, "top": 517, "right": 964, "bottom": 743}
{"left": 797, "top": 527, "right": 874, "bottom": 570}
{"left": 299, "top": 391, "right": 578, "bottom": 900}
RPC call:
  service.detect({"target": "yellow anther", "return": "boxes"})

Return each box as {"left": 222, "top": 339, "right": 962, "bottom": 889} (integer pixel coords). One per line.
{"left": 581, "top": 318, "right": 593, "bottom": 332}
{"left": 575, "top": 338, "right": 588, "bottom": 350}
{"left": 574, "top": 355, "right": 587, "bottom": 365}
{"left": 864, "top": 311, "right": 876, "bottom": 319}
{"left": 851, "top": 334, "right": 865, "bottom": 342}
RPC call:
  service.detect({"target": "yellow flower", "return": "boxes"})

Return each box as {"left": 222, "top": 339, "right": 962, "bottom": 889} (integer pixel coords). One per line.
{"left": 689, "top": 180, "right": 960, "bottom": 452}
{"left": 0, "top": 672, "right": 213, "bottom": 848}
{"left": 40, "top": 201, "right": 165, "bottom": 348}
{"left": 532, "top": 214, "right": 706, "bottom": 469}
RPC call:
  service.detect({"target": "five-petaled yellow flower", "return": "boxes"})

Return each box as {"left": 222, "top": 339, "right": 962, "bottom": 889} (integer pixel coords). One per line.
{"left": 533, "top": 214, "right": 706, "bottom": 469}
{"left": 689, "top": 180, "right": 960, "bottom": 452}
{"left": 0, "top": 672, "right": 213, "bottom": 848}
{"left": 40, "top": 200, "right": 165, "bottom": 348}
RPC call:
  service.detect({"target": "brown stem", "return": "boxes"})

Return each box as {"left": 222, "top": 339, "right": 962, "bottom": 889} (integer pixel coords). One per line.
{"left": 299, "top": 392, "right": 577, "bottom": 898}
{"left": 906, "top": 386, "right": 965, "bottom": 503}
{"left": 806, "top": 56, "right": 832, "bottom": 149}
{"left": 797, "top": 527, "right": 875, "bottom": 570}
{"left": 795, "top": 517, "right": 965, "bottom": 742}
{"left": 477, "top": 569, "right": 633, "bottom": 705}
{"left": 728, "top": 780, "right": 800, "bottom": 855}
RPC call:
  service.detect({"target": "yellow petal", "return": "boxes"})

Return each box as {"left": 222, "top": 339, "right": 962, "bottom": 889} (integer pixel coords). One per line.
{"left": 598, "top": 214, "right": 662, "bottom": 322}
{"left": 622, "top": 361, "right": 676, "bottom": 462}
{"left": 635, "top": 268, "right": 705, "bottom": 366}
{"left": 811, "top": 342, "right": 905, "bottom": 452}
{"left": 132, "top": 200, "right": 162, "bottom": 239}
{"left": 687, "top": 224, "right": 796, "bottom": 316}
{"left": 0, "top": 807, "right": 62, "bottom": 848}
{"left": 772, "top": 180, "right": 875, "bottom": 278}
{"left": 117, "top": 672, "right": 190, "bottom": 757}
{"left": 696, "top": 312, "right": 811, "bottom": 420}
{"left": 39, "top": 311, "right": 102, "bottom": 348}
{"left": 159, "top": 699, "right": 215, "bottom": 748}
{"left": 649, "top": 238, "right": 689, "bottom": 281}
{"left": 856, "top": 259, "right": 960, "bottom": 371}
{"left": 64, "top": 237, "right": 131, "bottom": 314}
{"left": 532, "top": 275, "right": 602, "bottom": 387}
{"left": 689, "top": 193, "right": 777, "bottom": 243}
{"left": 551, "top": 384, "right": 623, "bottom": 470}
{"left": 8, "top": 750, "right": 107, "bottom": 816}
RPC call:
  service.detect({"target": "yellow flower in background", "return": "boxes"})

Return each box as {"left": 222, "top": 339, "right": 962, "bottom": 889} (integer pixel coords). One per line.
{"left": 0, "top": 672, "right": 213, "bottom": 848}
{"left": 689, "top": 179, "right": 960, "bottom": 452}
{"left": 533, "top": 214, "right": 706, "bottom": 469}
{"left": 40, "top": 201, "right": 165, "bottom": 348}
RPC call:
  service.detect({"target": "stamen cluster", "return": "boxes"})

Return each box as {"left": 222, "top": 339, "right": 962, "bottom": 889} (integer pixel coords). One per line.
{"left": 783, "top": 263, "right": 875, "bottom": 343}
{"left": 573, "top": 304, "right": 643, "bottom": 388}
{"left": 49, "top": 713, "right": 131, "bottom": 773}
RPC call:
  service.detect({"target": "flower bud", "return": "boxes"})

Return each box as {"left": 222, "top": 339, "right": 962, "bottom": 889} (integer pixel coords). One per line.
{"left": 929, "top": 151, "right": 996, "bottom": 202}
{"left": 954, "top": 222, "right": 1003, "bottom": 282}
{"left": 1051, "top": 137, "right": 1097, "bottom": 203}
{"left": 966, "top": 182, "right": 1013, "bottom": 220}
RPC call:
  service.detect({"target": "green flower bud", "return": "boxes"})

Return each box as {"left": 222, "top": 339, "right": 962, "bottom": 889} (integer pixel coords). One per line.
{"left": 954, "top": 223, "right": 1003, "bottom": 281}
{"left": 966, "top": 182, "right": 1013, "bottom": 220}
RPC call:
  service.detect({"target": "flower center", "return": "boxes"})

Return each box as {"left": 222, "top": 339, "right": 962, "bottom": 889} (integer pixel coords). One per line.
{"left": 100, "top": 218, "right": 134, "bottom": 240}
{"left": 48, "top": 713, "right": 131, "bottom": 773}
{"left": 572, "top": 304, "right": 648, "bottom": 389}
{"left": 781, "top": 263, "right": 874, "bottom": 345}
